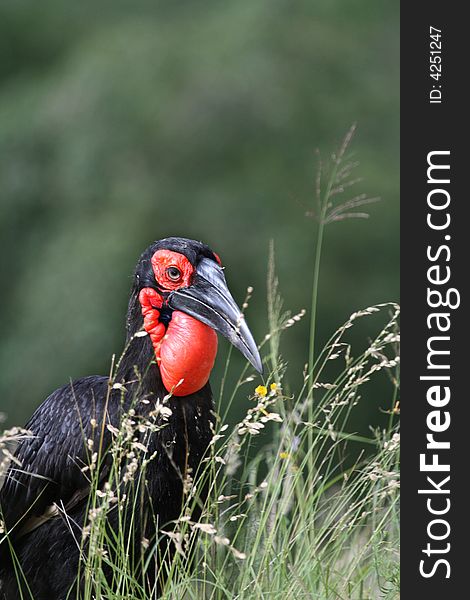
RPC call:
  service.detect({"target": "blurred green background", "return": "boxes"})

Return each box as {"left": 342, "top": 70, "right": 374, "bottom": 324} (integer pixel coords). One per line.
{"left": 0, "top": 0, "right": 399, "bottom": 429}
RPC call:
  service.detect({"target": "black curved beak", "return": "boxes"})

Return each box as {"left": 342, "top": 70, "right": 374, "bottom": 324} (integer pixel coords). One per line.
{"left": 168, "top": 258, "right": 263, "bottom": 374}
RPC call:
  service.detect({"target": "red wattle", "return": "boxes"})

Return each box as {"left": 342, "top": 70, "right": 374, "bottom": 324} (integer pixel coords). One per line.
{"left": 158, "top": 311, "right": 218, "bottom": 396}
{"left": 139, "top": 288, "right": 218, "bottom": 396}
{"left": 139, "top": 288, "right": 165, "bottom": 348}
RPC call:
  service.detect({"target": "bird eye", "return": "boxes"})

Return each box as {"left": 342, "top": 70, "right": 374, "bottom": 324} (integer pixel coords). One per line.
{"left": 166, "top": 266, "right": 181, "bottom": 281}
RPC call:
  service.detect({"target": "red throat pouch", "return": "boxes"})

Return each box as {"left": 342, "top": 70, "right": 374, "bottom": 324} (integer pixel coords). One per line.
{"left": 157, "top": 311, "right": 218, "bottom": 396}
{"left": 139, "top": 287, "right": 218, "bottom": 396}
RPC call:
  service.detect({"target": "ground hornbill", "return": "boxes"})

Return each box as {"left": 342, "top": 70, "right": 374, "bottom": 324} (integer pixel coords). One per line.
{"left": 0, "top": 237, "right": 262, "bottom": 599}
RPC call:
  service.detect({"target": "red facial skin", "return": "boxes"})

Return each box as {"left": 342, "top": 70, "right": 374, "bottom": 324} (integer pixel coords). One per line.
{"left": 138, "top": 249, "right": 218, "bottom": 397}
{"left": 150, "top": 250, "right": 194, "bottom": 291}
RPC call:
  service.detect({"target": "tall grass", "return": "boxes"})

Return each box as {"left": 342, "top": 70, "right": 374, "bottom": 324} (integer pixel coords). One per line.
{"left": 1, "top": 129, "right": 400, "bottom": 599}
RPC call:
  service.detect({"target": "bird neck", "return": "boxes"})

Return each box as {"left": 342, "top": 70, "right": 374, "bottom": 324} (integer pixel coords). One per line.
{"left": 116, "top": 326, "right": 161, "bottom": 391}
{"left": 118, "top": 287, "right": 218, "bottom": 398}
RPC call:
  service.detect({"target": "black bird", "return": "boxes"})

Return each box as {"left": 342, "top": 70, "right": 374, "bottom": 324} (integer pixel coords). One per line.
{"left": 0, "top": 237, "right": 262, "bottom": 599}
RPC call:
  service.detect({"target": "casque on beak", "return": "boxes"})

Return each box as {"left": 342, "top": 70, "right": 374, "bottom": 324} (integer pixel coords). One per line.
{"left": 168, "top": 258, "right": 263, "bottom": 374}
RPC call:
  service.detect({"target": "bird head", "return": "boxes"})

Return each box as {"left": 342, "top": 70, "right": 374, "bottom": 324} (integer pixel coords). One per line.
{"left": 131, "top": 237, "right": 262, "bottom": 396}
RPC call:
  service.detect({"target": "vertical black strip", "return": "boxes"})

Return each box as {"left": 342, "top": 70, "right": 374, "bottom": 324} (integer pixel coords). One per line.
{"left": 402, "top": 4, "right": 466, "bottom": 596}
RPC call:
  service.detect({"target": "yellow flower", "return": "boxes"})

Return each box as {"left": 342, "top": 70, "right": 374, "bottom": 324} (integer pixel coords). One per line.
{"left": 270, "top": 383, "right": 278, "bottom": 392}
{"left": 279, "top": 452, "right": 290, "bottom": 460}
{"left": 255, "top": 385, "right": 267, "bottom": 397}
